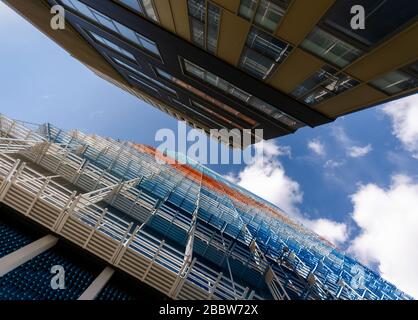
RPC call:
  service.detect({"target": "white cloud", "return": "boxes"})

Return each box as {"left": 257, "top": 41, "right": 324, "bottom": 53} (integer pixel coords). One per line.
{"left": 348, "top": 175, "right": 418, "bottom": 298}
{"left": 324, "top": 159, "right": 345, "bottom": 169}
{"left": 347, "top": 144, "right": 373, "bottom": 158}
{"left": 383, "top": 94, "right": 418, "bottom": 158}
{"left": 333, "top": 126, "right": 374, "bottom": 158}
{"left": 228, "top": 140, "right": 349, "bottom": 246}
{"left": 231, "top": 140, "right": 302, "bottom": 214}
{"left": 306, "top": 219, "right": 348, "bottom": 246}
{"left": 308, "top": 139, "right": 325, "bottom": 156}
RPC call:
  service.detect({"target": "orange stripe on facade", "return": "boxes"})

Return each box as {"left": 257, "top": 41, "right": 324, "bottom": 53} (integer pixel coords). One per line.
{"left": 129, "top": 143, "right": 337, "bottom": 250}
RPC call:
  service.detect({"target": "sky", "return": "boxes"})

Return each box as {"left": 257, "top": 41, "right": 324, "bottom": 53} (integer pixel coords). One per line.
{"left": 1, "top": 2, "right": 418, "bottom": 297}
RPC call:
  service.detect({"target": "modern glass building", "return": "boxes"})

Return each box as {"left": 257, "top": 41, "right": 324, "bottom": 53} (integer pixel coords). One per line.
{"left": 0, "top": 114, "right": 413, "bottom": 300}
{"left": 4, "top": 0, "right": 418, "bottom": 147}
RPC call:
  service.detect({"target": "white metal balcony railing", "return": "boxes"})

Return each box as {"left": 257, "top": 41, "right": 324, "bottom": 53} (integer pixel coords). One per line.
{"left": 0, "top": 152, "right": 252, "bottom": 300}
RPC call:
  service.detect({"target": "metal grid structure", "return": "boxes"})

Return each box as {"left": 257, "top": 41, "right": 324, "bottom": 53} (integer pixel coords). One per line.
{"left": 0, "top": 113, "right": 413, "bottom": 300}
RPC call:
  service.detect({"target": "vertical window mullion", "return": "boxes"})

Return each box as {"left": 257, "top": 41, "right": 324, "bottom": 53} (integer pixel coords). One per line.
{"left": 204, "top": 0, "right": 208, "bottom": 51}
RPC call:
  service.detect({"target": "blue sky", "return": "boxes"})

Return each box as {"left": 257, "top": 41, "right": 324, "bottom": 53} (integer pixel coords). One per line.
{"left": 1, "top": 2, "right": 418, "bottom": 297}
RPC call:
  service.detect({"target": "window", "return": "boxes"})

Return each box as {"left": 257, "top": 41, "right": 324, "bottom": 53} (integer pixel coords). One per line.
{"left": 116, "top": 0, "right": 143, "bottom": 13}
{"left": 128, "top": 74, "right": 159, "bottom": 94}
{"left": 60, "top": 0, "right": 161, "bottom": 58}
{"left": 301, "top": 72, "right": 360, "bottom": 105}
{"left": 322, "top": 0, "right": 418, "bottom": 47}
{"left": 113, "top": 57, "right": 177, "bottom": 95}
{"left": 303, "top": 87, "right": 335, "bottom": 106}
{"left": 300, "top": 27, "right": 363, "bottom": 68}
{"left": 113, "top": 0, "right": 159, "bottom": 22}
{"left": 173, "top": 99, "right": 225, "bottom": 129}
{"left": 238, "top": 0, "right": 258, "bottom": 20}
{"left": 191, "top": 100, "right": 245, "bottom": 129}
{"left": 370, "top": 68, "right": 418, "bottom": 95}
{"left": 207, "top": 3, "right": 221, "bottom": 54}
{"left": 188, "top": 0, "right": 205, "bottom": 48}
{"left": 187, "top": 0, "right": 221, "bottom": 54}
{"left": 87, "top": 30, "right": 136, "bottom": 60}
{"left": 239, "top": 27, "right": 292, "bottom": 79}
{"left": 155, "top": 68, "right": 258, "bottom": 127}
{"left": 291, "top": 65, "right": 338, "bottom": 98}
{"left": 182, "top": 59, "right": 304, "bottom": 128}
{"left": 239, "top": 0, "right": 290, "bottom": 33}
{"left": 254, "top": 0, "right": 289, "bottom": 32}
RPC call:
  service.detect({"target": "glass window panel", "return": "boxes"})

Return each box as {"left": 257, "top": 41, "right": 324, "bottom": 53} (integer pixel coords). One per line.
{"left": 240, "top": 47, "right": 275, "bottom": 79}
{"left": 191, "top": 100, "right": 245, "bottom": 130}
{"left": 142, "top": 0, "right": 158, "bottom": 22}
{"left": 60, "top": 0, "right": 160, "bottom": 58}
{"left": 323, "top": 0, "right": 418, "bottom": 47}
{"left": 114, "top": 21, "right": 139, "bottom": 45}
{"left": 238, "top": 0, "right": 258, "bottom": 21}
{"left": 300, "top": 27, "right": 363, "bottom": 68}
{"left": 88, "top": 30, "right": 136, "bottom": 60}
{"left": 322, "top": 74, "right": 360, "bottom": 95}
{"left": 92, "top": 11, "right": 119, "bottom": 33}
{"left": 114, "top": 58, "right": 176, "bottom": 94}
{"left": 188, "top": 0, "right": 205, "bottom": 21}
{"left": 254, "top": 0, "right": 289, "bottom": 33}
{"left": 303, "top": 88, "right": 335, "bottom": 105}
{"left": 248, "top": 97, "right": 304, "bottom": 128}
{"left": 182, "top": 59, "right": 304, "bottom": 128}
{"left": 190, "top": 18, "right": 205, "bottom": 48}
{"left": 117, "top": 0, "right": 143, "bottom": 13}
{"left": 370, "top": 70, "right": 418, "bottom": 95}
{"left": 246, "top": 28, "right": 292, "bottom": 62}
{"left": 137, "top": 34, "right": 160, "bottom": 55}
{"left": 155, "top": 67, "right": 258, "bottom": 126}
{"left": 207, "top": 3, "right": 221, "bottom": 54}
{"left": 291, "top": 65, "right": 338, "bottom": 98}
{"left": 69, "top": 0, "right": 96, "bottom": 21}
{"left": 128, "top": 74, "right": 159, "bottom": 94}
{"left": 188, "top": 0, "right": 206, "bottom": 48}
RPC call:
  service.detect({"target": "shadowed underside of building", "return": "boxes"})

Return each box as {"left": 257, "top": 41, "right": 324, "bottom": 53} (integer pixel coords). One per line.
{"left": 4, "top": 0, "right": 418, "bottom": 147}
{"left": 0, "top": 114, "right": 413, "bottom": 300}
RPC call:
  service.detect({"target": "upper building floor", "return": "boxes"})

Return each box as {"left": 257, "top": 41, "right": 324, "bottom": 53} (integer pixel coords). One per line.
{"left": 4, "top": 0, "right": 418, "bottom": 147}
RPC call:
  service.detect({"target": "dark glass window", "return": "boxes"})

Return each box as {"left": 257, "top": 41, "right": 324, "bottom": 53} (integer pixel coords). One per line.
{"left": 207, "top": 3, "right": 221, "bottom": 54}
{"left": 239, "top": 0, "right": 291, "bottom": 32}
{"left": 113, "top": 57, "right": 177, "bottom": 95}
{"left": 238, "top": 0, "right": 258, "bottom": 20}
{"left": 370, "top": 69, "right": 418, "bottom": 95}
{"left": 292, "top": 67, "right": 360, "bottom": 105}
{"left": 87, "top": 30, "right": 136, "bottom": 61}
{"left": 155, "top": 67, "right": 259, "bottom": 127}
{"left": 60, "top": 0, "right": 161, "bottom": 58}
{"left": 239, "top": 27, "right": 292, "bottom": 79}
{"left": 187, "top": 0, "right": 221, "bottom": 54}
{"left": 114, "top": 0, "right": 158, "bottom": 22}
{"left": 182, "top": 59, "right": 304, "bottom": 128}
{"left": 322, "top": 0, "right": 418, "bottom": 47}
{"left": 188, "top": 0, "right": 206, "bottom": 48}
{"left": 303, "top": 72, "right": 360, "bottom": 105}
{"left": 300, "top": 27, "right": 363, "bottom": 68}
{"left": 291, "top": 65, "right": 338, "bottom": 98}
